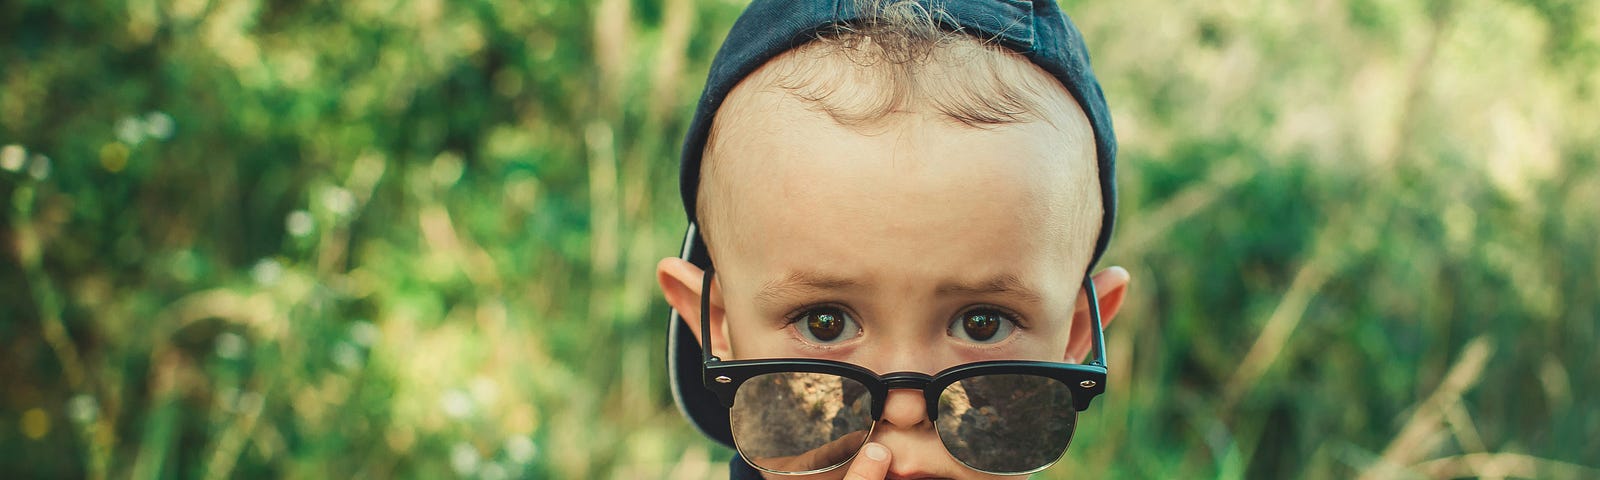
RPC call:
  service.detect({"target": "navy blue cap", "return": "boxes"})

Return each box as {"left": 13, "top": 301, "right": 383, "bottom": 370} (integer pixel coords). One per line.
{"left": 668, "top": 0, "right": 1117, "bottom": 447}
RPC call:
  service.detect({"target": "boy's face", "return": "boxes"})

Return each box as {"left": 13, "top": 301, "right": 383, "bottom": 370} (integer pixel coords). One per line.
{"left": 660, "top": 61, "right": 1129, "bottom": 479}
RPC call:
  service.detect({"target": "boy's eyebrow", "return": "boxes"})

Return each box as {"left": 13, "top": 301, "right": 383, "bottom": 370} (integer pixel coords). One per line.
{"left": 755, "top": 271, "right": 859, "bottom": 306}
{"left": 936, "top": 274, "right": 1043, "bottom": 303}
{"left": 753, "top": 271, "right": 1043, "bottom": 305}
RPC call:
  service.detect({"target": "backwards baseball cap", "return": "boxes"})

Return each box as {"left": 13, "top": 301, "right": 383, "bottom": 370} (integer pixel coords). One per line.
{"left": 667, "top": 0, "right": 1117, "bottom": 447}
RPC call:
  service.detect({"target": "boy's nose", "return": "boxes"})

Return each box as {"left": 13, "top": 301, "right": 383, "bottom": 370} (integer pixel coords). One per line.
{"left": 879, "top": 388, "right": 930, "bottom": 428}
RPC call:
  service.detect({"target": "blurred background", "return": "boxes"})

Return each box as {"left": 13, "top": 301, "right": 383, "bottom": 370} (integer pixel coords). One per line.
{"left": 2, "top": 0, "right": 1597, "bottom": 478}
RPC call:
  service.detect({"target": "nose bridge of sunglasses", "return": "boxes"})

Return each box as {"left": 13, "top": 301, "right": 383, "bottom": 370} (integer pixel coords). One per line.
{"left": 877, "top": 372, "right": 941, "bottom": 421}
{"left": 879, "top": 372, "right": 933, "bottom": 389}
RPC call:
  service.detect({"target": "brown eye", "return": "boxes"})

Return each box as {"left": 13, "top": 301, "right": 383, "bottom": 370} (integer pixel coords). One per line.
{"left": 949, "top": 308, "right": 1016, "bottom": 344}
{"left": 808, "top": 311, "right": 844, "bottom": 340}
{"left": 794, "top": 307, "right": 859, "bottom": 344}
{"left": 963, "top": 312, "right": 999, "bottom": 340}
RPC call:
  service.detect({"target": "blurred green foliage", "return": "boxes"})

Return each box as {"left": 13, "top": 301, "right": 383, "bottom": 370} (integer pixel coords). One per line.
{"left": 2, "top": 0, "right": 1597, "bottom": 478}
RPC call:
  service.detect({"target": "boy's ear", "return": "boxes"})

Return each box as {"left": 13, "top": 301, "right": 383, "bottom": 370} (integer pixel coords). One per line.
{"left": 657, "top": 257, "right": 732, "bottom": 360}
{"left": 1064, "top": 266, "right": 1130, "bottom": 363}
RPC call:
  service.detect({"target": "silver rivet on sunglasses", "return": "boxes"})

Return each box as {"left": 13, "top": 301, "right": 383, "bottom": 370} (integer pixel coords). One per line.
{"left": 715, "top": 375, "right": 732, "bottom": 384}
{"left": 1079, "top": 380, "right": 1097, "bottom": 388}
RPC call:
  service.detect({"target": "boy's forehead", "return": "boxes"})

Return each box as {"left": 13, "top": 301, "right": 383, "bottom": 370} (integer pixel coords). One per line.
{"left": 709, "top": 37, "right": 1096, "bottom": 145}
{"left": 702, "top": 85, "right": 1102, "bottom": 280}
{"left": 716, "top": 87, "right": 1089, "bottom": 186}
{"left": 692, "top": 31, "right": 1105, "bottom": 285}
{"left": 705, "top": 41, "right": 1098, "bottom": 187}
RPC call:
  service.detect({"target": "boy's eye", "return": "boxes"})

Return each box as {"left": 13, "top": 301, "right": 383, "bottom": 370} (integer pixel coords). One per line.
{"left": 792, "top": 307, "right": 860, "bottom": 344}
{"left": 949, "top": 308, "right": 1017, "bottom": 343}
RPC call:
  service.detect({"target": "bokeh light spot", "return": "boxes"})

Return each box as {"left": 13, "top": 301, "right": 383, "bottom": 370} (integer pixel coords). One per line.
{"left": 479, "top": 463, "right": 507, "bottom": 480}
{"left": 26, "top": 154, "right": 49, "bottom": 180}
{"left": 250, "top": 258, "right": 283, "bottom": 286}
{"left": 0, "top": 144, "right": 24, "bottom": 172}
{"left": 431, "top": 152, "right": 465, "bottom": 187}
{"left": 215, "top": 332, "right": 247, "bottom": 360}
{"left": 286, "top": 210, "right": 314, "bottom": 237}
{"left": 332, "top": 342, "right": 362, "bottom": 371}
{"left": 100, "top": 143, "right": 130, "bottom": 173}
{"left": 505, "top": 435, "right": 537, "bottom": 463}
{"left": 320, "top": 186, "right": 356, "bottom": 217}
{"left": 349, "top": 321, "right": 379, "bottom": 347}
{"left": 67, "top": 395, "right": 98, "bottom": 425}
{"left": 21, "top": 408, "right": 49, "bottom": 440}
{"left": 144, "top": 111, "right": 175, "bottom": 140}
{"left": 450, "top": 442, "right": 480, "bottom": 475}
{"left": 115, "top": 116, "right": 145, "bottom": 145}
{"left": 440, "top": 389, "right": 473, "bottom": 419}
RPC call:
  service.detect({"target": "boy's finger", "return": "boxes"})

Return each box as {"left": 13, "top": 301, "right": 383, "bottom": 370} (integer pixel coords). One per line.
{"left": 842, "top": 443, "right": 891, "bottom": 480}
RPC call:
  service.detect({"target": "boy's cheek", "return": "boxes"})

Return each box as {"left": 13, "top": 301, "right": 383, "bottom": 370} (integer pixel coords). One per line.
{"left": 722, "top": 318, "right": 791, "bottom": 360}
{"left": 725, "top": 321, "right": 853, "bottom": 362}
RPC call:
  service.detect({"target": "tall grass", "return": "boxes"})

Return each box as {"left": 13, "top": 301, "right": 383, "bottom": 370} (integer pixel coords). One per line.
{"left": 2, "top": 0, "right": 1596, "bottom": 478}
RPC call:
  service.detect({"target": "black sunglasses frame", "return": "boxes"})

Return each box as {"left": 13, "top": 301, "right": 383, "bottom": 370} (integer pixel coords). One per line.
{"left": 696, "top": 265, "right": 1108, "bottom": 430}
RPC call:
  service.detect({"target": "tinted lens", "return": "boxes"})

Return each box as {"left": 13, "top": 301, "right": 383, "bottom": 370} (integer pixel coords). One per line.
{"left": 936, "top": 374, "right": 1077, "bottom": 474}
{"left": 730, "top": 372, "right": 875, "bottom": 473}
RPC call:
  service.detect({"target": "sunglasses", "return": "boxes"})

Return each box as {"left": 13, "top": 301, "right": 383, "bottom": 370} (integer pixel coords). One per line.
{"left": 697, "top": 267, "right": 1108, "bottom": 475}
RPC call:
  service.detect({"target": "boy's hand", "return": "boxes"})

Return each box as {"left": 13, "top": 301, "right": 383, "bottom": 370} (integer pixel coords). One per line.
{"left": 841, "top": 443, "right": 890, "bottom": 480}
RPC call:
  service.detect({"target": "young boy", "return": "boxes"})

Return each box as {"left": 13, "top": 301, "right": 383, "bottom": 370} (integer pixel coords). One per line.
{"left": 657, "top": 1, "right": 1129, "bottom": 478}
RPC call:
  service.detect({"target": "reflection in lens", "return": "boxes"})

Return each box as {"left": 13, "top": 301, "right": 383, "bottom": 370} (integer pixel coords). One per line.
{"left": 936, "top": 374, "right": 1076, "bottom": 474}
{"left": 731, "top": 372, "right": 874, "bottom": 473}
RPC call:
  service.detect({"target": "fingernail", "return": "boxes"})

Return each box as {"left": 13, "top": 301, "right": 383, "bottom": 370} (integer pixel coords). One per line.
{"left": 863, "top": 443, "right": 888, "bottom": 461}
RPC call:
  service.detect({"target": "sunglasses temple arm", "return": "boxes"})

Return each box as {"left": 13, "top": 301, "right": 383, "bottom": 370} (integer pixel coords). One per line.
{"left": 700, "top": 263, "right": 717, "bottom": 364}
{"left": 681, "top": 220, "right": 720, "bottom": 363}
{"left": 1085, "top": 274, "right": 1108, "bottom": 368}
